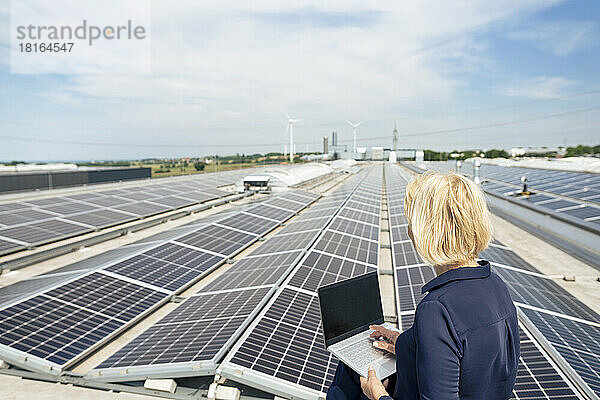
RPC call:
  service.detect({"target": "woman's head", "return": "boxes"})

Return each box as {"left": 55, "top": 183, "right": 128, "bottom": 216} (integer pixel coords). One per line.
{"left": 404, "top": 171, "right": 491, "bottom": 267}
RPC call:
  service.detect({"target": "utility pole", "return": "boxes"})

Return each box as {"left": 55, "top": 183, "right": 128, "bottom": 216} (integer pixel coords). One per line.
{"left": 393, "top": 121, "right": 398, "bottom": 152}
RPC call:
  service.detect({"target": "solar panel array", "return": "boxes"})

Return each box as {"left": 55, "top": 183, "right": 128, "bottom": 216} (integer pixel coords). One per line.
{"left": 0, "top": 189, "right": 317, "bottom": 375}
{"left": 0, "top": 169, "right": 256, "bottom": 256}
{"left": 384, "top": 164, "right": 429, "bottom": 331}
{"left": 420, "top": 161, "right": 600, "bottom": 229}
{"left": 90, "top": 189, "right": 322, "bottom": 381}
{"left": 219, "top": 165, "right": 383, "bottom": 399}
{"left": 385, "top": 163, "right": 599, "bottom": 399}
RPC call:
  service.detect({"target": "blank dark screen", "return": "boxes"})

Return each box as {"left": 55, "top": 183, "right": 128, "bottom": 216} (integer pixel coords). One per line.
{"left": 319, "top": 272, "right": 383, "bottom": 344}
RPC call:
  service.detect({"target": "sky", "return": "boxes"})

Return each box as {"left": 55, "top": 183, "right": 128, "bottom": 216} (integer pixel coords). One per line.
{"left": 1, "top": 0, "right": 599, "bottom": 161}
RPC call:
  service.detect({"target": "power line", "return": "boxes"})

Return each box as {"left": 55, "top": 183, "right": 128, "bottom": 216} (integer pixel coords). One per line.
{"left": 1, "top": 105, "right": 599, "bottom": 149}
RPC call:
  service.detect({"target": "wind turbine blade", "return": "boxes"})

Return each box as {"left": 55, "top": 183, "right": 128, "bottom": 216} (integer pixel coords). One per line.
{"left": 356, "top": 122, "right": 362, "bottom": 127}
{"left": 346, "top": 120, "right": 353, "bottom": 126}
{"left": 285, "top": 112, "right": 291, "bottom": 120}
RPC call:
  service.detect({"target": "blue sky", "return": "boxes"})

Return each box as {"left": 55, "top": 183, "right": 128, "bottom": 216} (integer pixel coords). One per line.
{"left": 1, "top": 0, "right": 599, "bottom": 161}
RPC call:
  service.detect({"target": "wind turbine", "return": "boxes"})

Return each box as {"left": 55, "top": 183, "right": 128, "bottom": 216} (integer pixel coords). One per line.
{"left": 285, "top": 113, "right": 300, "bottom": 163}
{"left": 347, "top": 120, "right": 362, "bottom": 153}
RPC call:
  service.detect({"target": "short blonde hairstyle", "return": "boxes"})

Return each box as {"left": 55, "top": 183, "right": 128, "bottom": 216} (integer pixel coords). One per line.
{"left": 404, "top": 171, "right": 491, "bottom": 266}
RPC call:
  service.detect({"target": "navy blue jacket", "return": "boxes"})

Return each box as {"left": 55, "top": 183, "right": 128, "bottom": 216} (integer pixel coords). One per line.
{"left": 385, "top": 261, "right": 519, "bottom": 400}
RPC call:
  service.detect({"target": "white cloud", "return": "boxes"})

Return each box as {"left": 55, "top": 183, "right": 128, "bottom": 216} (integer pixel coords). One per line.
{"left": 500, "top": 76, "right": 576, "bottom": 99}
{"left": 7, "top": 0, "right": 598, "bottom": 160}
{"left": 508, "top": 20, "right": 597, "bottom": 56}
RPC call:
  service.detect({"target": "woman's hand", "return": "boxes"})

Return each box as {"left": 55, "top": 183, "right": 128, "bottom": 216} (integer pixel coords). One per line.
{"left": 360, "top": 366, "right": 390, "bottom": 400}
{"left": 369, "top": 325, "right": 400, "bottom": 355}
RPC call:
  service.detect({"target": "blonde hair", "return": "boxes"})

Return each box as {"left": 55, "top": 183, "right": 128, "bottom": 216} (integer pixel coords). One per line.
{"left": 404, "top": 171, "right": 491, "bottom": 267}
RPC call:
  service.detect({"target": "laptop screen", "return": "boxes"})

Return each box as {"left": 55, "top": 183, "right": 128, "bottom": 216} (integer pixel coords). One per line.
{"left": 318, "top": 271, "right": 384, "bottom": 348}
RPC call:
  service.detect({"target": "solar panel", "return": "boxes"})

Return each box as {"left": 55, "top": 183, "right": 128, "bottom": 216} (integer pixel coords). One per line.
{"left": 513, "top": 327, "right": 580, "bottom": 400}
{"left": 178, "top": 191, "right": 217, "bottom": 202}
{"left": 0, "top": 209, "right": 56, "bottom": 226}
{"left": 287, "top": 190, "right": 320, "bottom": 201}
{"left": 561, "top": 205, "right": 600, "bottom": 220}
{"left": 245, "top": 204, "right": 296, "bottom": 222}
{"left": 91, "top": 286, "right": 273, "bottom": 381}
{"left": 219, "top": 167, "right": 383, "bottom": 398}
{"left": 493, "top": 266, "right": 600, "bottom": 323}
{"left": 0, "top": 296, "right": 125, "bottom": 367}
{"left": 395, "top": 265, "right": 435, "bottom": 315}
{"left": 289, "top": 251, "right": 376, "bottom": 292}
{"left": 480, "top": 245, "right": 540, "bottom": 273}
{"left": 392, "top": 241, "right": 422, "bottom": 267}
{"left": 389, "top": 214, "right": 408, "bottom": 227}
{"left": 313, "top": 230, "right": 378, "bottom": 266}
{"left": 216, "top": 213, "right": 280, "bottom": 236}
{"left": 249, "top": 231, "right": 319, "bottom": 256}
{"left": 264, "top": 198, "right": 307, "bottom": 213}
{"left": 276, "top": 217, "right": 330, "bottom": 235}
{"left": 520, "top": 308, "right": 600, "bottom": 398}
{"left": 81, "top": 196, "right": 132, "bottom": 208}
{"left": 201, "top": 251, "right": 303, "bottom": 292}
{"left": 387, "top": 163, "right": 600, "bottom": 400}
{"left": 0, "top": 202, "right": 31, "bottom": 212}
{"left": 224, "top": 287, "right": 337, "bottom": 396}
{"left": 40, "top": 202, "right": 100, "bottom": 216}
{"left": 65, "top": 209, "right": 138, "bottom": 228}
{"left": 539, "top": 199, "right": 581, "bottom": 211}
{"left": 0, "top": 238, "right": 26, "bottom": 256}
{"left": 105, "top": 244, "right": 225, "bottom": 292}
{"left": 174, "top": 225, "right": 257, "bottom": 257}
{"left": 0, "top": 223, "right": 78, "bottom": 246}
{"left": 338, "top": 208, "right": 380, "bottom": 225}
{"left": 328, "top": 217, "right": 379, "bottom": 241}
{"left": 0, "top": 272, "right": 168, "bottom": 372}
{"left": 279, "top": 192, "right": 318, "bottom": 204}
{"left": 44, "top": 272, "right": 166, "bottom": 321}
{"left": 149, "top": 196, "right": 196, "bottom": 209}
{"left": 113, "top": 201, "right": 172, "bottom": 217}
{"left": 22, "top": 197, "right": 70, "bottom": 207}
{"left": 390, "top": 226, "right": 410, "bottom": 242}
{"left": 344, "top": 200, "right": 380, "bottom": 215}
{"left": 299, "top": 207, "right": 341, "bottom": 220}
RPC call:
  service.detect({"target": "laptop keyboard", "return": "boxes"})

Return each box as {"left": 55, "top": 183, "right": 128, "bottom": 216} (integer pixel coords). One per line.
{"left": 337, "top": 337, "right": 389, "bottom": 366}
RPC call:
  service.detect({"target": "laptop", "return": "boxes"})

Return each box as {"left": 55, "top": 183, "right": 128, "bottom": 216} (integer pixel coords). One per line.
{"left": 317, "top": 271, "right": 397, "bottom": 378}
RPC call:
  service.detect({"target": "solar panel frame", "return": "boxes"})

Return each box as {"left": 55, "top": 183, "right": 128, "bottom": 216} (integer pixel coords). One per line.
{"left": 215, "top": 212, "right": 281, "bottom": 236}
{"left": 519, "top": 308, "right": 600, "bottom": 399}
{"left": 513, "top": 327, "right": 580, "bottom": 400}
{"left": 219, "top": 166, "right": 382, "bottom": 399}
{"left": 221, "top": 287, "right": 338, "bottom": 399}
{"left": 0, "top": 238, "right": 27, "bottom": 256}
{"left": 275, "top": 216, "right": 331, "bottom": 235}
{"left": 174, "top": 224, "right": 257, "bottom": 257}
{"left": 0, "top": 271, "right": 170, "bottom": 374}
{"left": 248, "top": 230, "right": 320, "bottom": 256}
{"left": 90, "top": 286, "right": 274, "bottom": 382}
{"left": 494, "top": 266, "right": 600, "bottom": 323}
{"left": 64, "top": 209, "right": 139, "bottom": 229}
{"left": 244, "top": 204, "right": 296, "bottom": 222}
{"left": 313, "top": 230, "right": 379, "bottom": 266}
{"left": 200, "top": 251, "right": 304, "bottom": 292}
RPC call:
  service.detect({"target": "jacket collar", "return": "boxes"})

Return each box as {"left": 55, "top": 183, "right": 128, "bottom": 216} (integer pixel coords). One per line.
{"left": 421, "top": 260, "right": 491, "bottom": 294}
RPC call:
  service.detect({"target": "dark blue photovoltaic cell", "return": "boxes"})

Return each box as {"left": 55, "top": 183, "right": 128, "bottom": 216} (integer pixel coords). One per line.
{"left": 43, "top": 273, "right": 168, "bottom": 322}
{"left": 175, "top": 225, "right": 256, "bottom": 256}
{"left": 520, "top": 308, "right": 600, "bottom": 397}
{"left": 0, "top": 295, "right": 124, "bottom": 366}
{"left": 513, "top": 328, "right": 579, "bottom": 400}
{"left": 494, "top": 266, "right": 600, "bottom": 323}
{"left": 95, "top": 287, "right": 271, "bottom": 369}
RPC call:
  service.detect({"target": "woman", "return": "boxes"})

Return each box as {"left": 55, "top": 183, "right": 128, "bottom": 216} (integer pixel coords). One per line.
{"left": 327, "top": 171, "right": 520, "bottom": 400}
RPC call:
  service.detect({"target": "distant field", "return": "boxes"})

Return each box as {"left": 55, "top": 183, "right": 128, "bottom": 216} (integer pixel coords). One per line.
{"left": 140, "top": 162, "right": 263, "bottom": 178}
